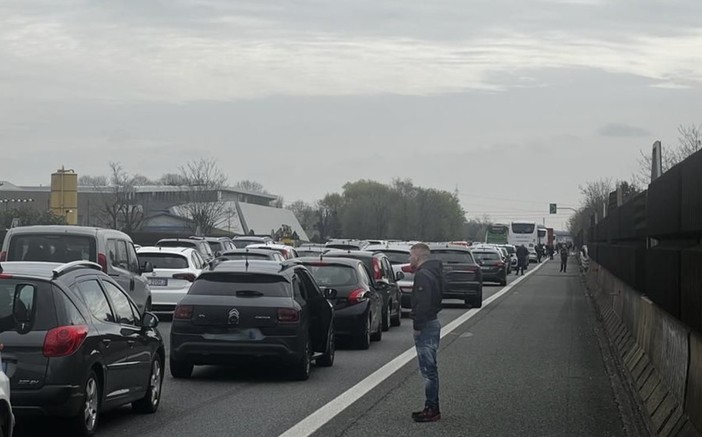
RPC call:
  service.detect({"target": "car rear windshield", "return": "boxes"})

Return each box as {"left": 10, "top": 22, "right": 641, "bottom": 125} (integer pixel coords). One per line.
{"left": 189, "top": 273, "right": 290, "bottom": 297}
{"left": 325, "top": 244, "right": 361, "bottom": 250}
{"left": 219, "top": 253, "right": 271, "bottom": 260}
{"left": 7, "top": 234, "right": 96, "bottom": 263}
{"left": 377, "top": 250, "right": 410, "bottom": 264}
{"left": 138, "top": 253, "right": 189, "bottom": 269}
{"left": 158, "top": 241, "right": 197, "bottom": 249}
{"left": 208, "top": 242, "right": 223, "bottom": 252}
{"left": 503, "top": 246, "right": 516, "bottom": 254}
{"left": 231, "top": 239, "right": 263, "bottom": 248}
{"left": 295, "top": 250, "right": 323, "bottom": 257}
{"left": 305, "top": 265, "right": 358, "bottom": 287}
{"left": 0, "top": 279, "right": 55, "bottom": 331}
{"left": 472, "top": 251, "right": 501, "bottom": 261}
{"left": 431, "top": 250, "right": 475, "bottom": 264}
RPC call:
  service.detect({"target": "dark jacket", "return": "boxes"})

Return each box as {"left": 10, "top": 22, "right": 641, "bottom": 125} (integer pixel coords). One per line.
{"left": 516, "top": 245, "right": 529, "bottom": 261}
{"left": 410, "top": 259, "right": 443, "bottom": 331}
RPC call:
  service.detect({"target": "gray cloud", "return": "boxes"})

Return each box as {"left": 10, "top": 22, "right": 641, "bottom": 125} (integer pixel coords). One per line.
{"left": 598, "top": 123, "right": 651, "bottom": 137}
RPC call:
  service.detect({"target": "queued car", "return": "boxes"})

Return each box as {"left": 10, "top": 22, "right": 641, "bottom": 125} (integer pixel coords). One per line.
{"left": 215, "top": 248, "right": 285, "bottom": 262}
{"left": 287, "top": 257, "right": 383, "bottom": 349}
{"left": 170, "top": 260, "right": 335, "bottom": 380}
{"left": 295, "top": 244, "right": 328, "bottom": 257}
{"left": 0, "top": 261, "right": 164, "bottom": 436}
{"left": 155, "top": 238, "right": 215, "bottom": 264}
{"left": 323, "top": 250, "right": 402, "bottom": 330}
{"left": 428, "top": 244, "right": 483, "bottom": 308}
{"left": 470, "top": 246, "right": 508, "bottom": 286}
{"left": 365, "top": 245, "right": 414, "bottom": 311}
{"left": 245, "top": 243, "right": 298, "bottom": 260}
{"left": 197, "top": 237, "right": 236, "bottom": 257}
{"left": 230, "top": 236, "right": 273, "bottom": 249}
{"left": 324, "top": 239, "right": 368, "bottom": 251}
{"left": 0, "top": 225, "right": 153, "bottom": 313}
{"left": 136, "top": 247, "right": 206, "bottom": 312}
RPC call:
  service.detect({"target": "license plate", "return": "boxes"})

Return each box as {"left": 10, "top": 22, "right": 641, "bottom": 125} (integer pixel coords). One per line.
{"left": 148, "top": 278, "right": 168, "bottom": 287}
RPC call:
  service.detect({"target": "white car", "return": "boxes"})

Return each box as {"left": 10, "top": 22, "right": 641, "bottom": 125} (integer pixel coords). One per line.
{"left": 137, "top": 246, "right": 205, "bottom": 312}
{"left": 245, "top": 243, "right": 298, "bottom": 259}
{"left": 0, "top": 350, "right": 14, "bottom": 437}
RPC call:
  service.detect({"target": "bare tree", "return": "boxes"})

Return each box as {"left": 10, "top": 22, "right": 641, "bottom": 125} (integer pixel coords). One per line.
{"left": 93, "top": 162, "right": 144, "bottom": 233}
{"left": 234, "top": 180, "right": 267, "bottom": 193}
{"left": 177, "top": 158, "right": 229, "bottom": 235}
{"left": 634, "top": 123, "right": 702, "bottom": 186}
{"left": 568, "top": 178, "right": 614, "bottom": 237}
{"left": 78, "top": 175, "right": 108, "bottom": 186}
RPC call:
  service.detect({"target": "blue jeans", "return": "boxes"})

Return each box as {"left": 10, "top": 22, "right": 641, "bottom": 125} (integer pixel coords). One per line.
{"left": 414, "top": 318, "right": 441, "bottom": 410}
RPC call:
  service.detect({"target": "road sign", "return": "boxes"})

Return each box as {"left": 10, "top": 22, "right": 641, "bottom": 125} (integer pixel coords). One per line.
{"left": 549, "top": 203, "right": 557, "bottom": 214}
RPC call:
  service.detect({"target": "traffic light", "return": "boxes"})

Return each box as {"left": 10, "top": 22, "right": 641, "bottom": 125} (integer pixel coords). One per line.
{"left": 549, "top": 203, "right": 557, "bottom": 214}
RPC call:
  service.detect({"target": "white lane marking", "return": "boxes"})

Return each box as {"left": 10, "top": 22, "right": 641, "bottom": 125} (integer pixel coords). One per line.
{"left": 279, "top": 261, "right": 547, "bottom": 437}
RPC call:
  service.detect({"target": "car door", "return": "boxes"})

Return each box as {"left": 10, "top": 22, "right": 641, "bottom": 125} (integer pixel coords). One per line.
{"left": 297, "top": 270, "right": 332, "bottom": 353}
{"left": 72, "top": 278, "right": 134, "bottom": 405}
{"left": 100, "top": 279, "right": 152, "bottom": 401}
{"left": 357, "top": 265, "right": 382, "bottom": 332}
{"left": 381, "top": 257, "right": 400, "bottom": 311}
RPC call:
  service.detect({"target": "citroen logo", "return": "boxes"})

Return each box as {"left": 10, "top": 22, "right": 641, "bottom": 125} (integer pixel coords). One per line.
{"left": 227, "top": 308, "right": 240, "bottom": 325}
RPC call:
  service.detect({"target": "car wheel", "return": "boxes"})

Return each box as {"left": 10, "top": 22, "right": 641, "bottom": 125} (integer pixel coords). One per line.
{"left": 317, "top": 326, "right": 335, "bottom": 367}
{"left": 72, "top": 370, "right": 100, "bottom": 437}
{"left": 390, "top": 300, "right": 401, "bottom": 327}
{"left": 357, "top": 314, "right": 371, "bottom": 350}
{"left": 381, "top": 303, "right": 390, "bottom": 332}
{"left": 500, "top": 278, "right": 507, "bottom": 286}
{"left": 370, "top": 313, "right": 382, "bottom": 342}
{"left": 133, "top": 357, "right": 163, "bottom": 413}
{"left": 291, "top": 337, "right": 311, "bottom": 380}
{"left": 170, "top": 358, "right": 193, "bottom": 379}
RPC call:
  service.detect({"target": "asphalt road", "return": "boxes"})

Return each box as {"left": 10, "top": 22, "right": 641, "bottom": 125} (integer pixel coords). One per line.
{"left": 13, "top": 260, "right": 633, "bottom": 437}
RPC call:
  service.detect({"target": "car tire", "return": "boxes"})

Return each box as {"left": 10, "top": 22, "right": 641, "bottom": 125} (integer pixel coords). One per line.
{"left": 170, "top": 358, "right": 193, "bottom": 379}
{"left": 133, "top": 357, "right": 163, "bottom": 414}
{"left": 291, "top": 337, "right": 311, "bottom": 380}
{"left": 317, "top": 326, "right": 335, "bottom": 367}
{"left": 381, "top": 303, "right": 390, "bottom": 332}
{"left": 357, "top": 314, "right": 371, "bottom": 350}
{"left": 72, "top": 370, "right": 100, "bottom": 437}
{"left": 500, "top": 278, "right": 507, "bottom": 286}
{"left": 390, "top": 301, "right": 401, "bottom": 327}
{"left": 370, "top": 314, "right": 382, "bottom": 342}
{"left": 473, "top": 288, "right": 483, "bottom": 308}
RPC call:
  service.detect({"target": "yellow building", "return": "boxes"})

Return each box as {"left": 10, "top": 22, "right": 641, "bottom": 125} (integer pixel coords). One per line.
{"left": 49, "top": 167, "right": 78, "bottom": 225}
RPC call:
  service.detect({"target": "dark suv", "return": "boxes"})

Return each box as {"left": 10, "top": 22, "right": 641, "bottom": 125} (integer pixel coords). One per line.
{"left": 170, "top": 260, "right": 335, "bottom": 380}
{"left": 0, "top": 261, "right": 165, "bottom": 436}
{"left": 428, "top": 244, "right": 483, "bottom": 308}
{"left": 323, "top": 250, "right": 402, "bottom": 331}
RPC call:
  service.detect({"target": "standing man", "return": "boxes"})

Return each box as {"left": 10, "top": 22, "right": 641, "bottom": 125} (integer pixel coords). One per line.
{"left": 516, "top": 244, "right": 529, "bottom": 275}
{"left": 560, "top": 245, "right": 569, "bottom": 272}
{"left": 409, "top": 243, "right": 443, "bottom": 422}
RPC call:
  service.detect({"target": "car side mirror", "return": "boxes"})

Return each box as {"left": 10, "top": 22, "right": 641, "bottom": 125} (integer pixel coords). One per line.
{"left": 215, "top": 251, "right": 222, "bottom": 258}
{"left": 395, "top": 271, "right": 405, "bottom": 281}
{"left": 323, "top": 288, "right": 337, "bottom": 300}
{"left": 142, "top": 312, "right": 159, "bottom": 329}
{"left": 140, "top": 261, "right": 154, "bottom": 274}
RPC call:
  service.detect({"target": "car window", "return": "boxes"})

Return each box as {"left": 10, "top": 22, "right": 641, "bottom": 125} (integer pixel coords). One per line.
{"left": 191, "top": 253, "right": 202, "bottom": 269}
{"left": 292, "top": 276, "right": 306, "bottom": 299}
{"left": 7, "top": 234, "right": 96, "bottom": 263}
{"left": 139, "top": 253, "right": 189, "bottom": 269}
{"left": 298, "top": 270, "right": 322, "bottom": 297}
{"left": 189, "top": 273, "right": 291, "bottom": 297}
{"left": 382, "top": 258, "right": 394, "bottom": 282}
{"left": 0, "top": 281, "right": 35, "bottom": 323}
{"left": 377, "top": 250, "right": 410, "bottom": 265}
{"left": 357, "top": 265, "right": 371, "bottom": 286}
{"left": 126, "top": 242, "right": 140, "bottom": 273}
{"left": 431, "top": 250, "right": 475, "bottom": 264}
{"left": 101, "top": 280, "right": 136, "bottom": 325}
{"left": 57, "top": 291, "right": 87, "bottom": 325}
{"left": 109, "top": 239, "right": 130, "bottom": 270}
{"left": 305, "top": 265, "right": 358, "bottom": 287}
{"left": 473, "top": 251, "right": 501, "bottom": 261}
{"left": 75, "top": 280, "right": 115, "bottom": 323}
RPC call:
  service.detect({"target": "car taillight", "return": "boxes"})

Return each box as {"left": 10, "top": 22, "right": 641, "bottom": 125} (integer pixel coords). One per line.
{"left": 0, "top": 251, "right": 6, "bottom": 262}
{"left": 347, "top": 288, "right": 368, "bottom": 305}
{"left": 97, "top": 253, "right": 108, "bottom": 273}
{"left": 0, "top": 273, "right": 13, "bottom": 279}
{"left": 401, "top": 265, "right": 415, "bottom": 273}
{"left": 173, "top": 273, "right": 196, "bottom": 282}
{"left": 463, "top": 266, "right": 480, "bottom": 273}
{"left": 174, "top": 305, "right": 193, "bottom": 319}
{"left": 277, "top": 308, "right": 299, "bottom": 322}
{"left": 496, "top": 262, "right": 505, "bottom": 268}
{"left": 372, "top": 257, "right": 382, "bottom": 280}
{"left": 43, "top": 325, "right": 88, "bottom": 357}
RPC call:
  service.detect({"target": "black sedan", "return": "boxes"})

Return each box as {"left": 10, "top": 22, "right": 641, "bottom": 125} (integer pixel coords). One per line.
{"left": 286, "top": 257, "right": 383, "bottom": 349}
{"left": 471, "top": 248, "right": 508, "bottom": 286}
{"left": 169, "top": 260, "right": 335, "bottom": 381}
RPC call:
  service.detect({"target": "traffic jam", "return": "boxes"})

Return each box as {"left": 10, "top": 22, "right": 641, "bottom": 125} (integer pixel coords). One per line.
{"left": 0, "top": 225, "right": 540, "bottom": 436}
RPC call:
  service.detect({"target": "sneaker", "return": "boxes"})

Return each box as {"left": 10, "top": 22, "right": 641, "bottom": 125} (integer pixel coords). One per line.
{"left": 413, "top": 407, "right": 441, "bottom": 422}
{"left": 411, "top": 408, "right": 426, "bottom": 419}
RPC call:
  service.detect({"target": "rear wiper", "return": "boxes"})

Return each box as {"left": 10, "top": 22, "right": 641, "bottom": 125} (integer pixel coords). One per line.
{"left": 236, "top": 290, "right": 264, "bottom": 297}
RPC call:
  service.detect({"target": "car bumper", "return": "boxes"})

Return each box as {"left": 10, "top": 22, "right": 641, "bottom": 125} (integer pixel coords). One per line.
{"left": 480, "top": 269, "right": 506, "bottom": 282}
{"left": 11, "top": 384, "right": 83, "bottom": 417}
{"left": 442, "top": 282, "right": 481, "bottom": 300}
{"left": 150, "top": 287, "right": 189, "bottom": 310}
{"left": 170, "top": 331, "right": 304, "bottom": 364}
{"left": 333, "top": 303, "right": 370, "bottom": 337}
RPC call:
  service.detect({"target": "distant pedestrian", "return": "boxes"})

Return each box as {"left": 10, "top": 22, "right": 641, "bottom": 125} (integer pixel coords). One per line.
{"left": 560, "top": 246, "right": 569, "bottom": 272}
{"left": 409, "top": 243, "right": 443, "bottom": 422}
{"left": 516, "top": 244, "right": 529, "bottom": 275}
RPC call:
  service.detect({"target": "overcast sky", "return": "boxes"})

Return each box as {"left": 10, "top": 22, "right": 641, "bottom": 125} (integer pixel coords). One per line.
{"left": 2, "top": 0, "right": 701, "bottom": 230}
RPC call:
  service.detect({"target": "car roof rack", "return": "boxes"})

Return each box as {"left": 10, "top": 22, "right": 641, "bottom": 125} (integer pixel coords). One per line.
{"left": 52, "top": 261, "right": 103, "bottom": 279}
